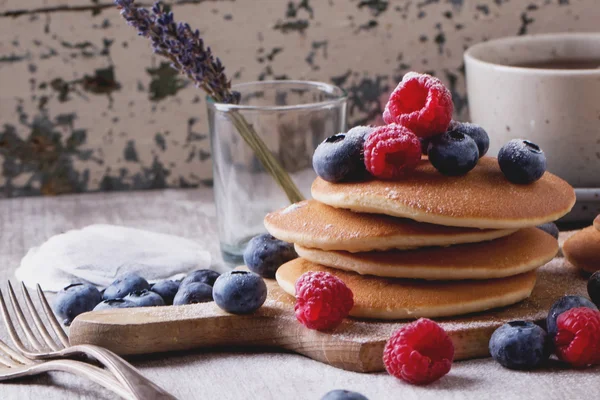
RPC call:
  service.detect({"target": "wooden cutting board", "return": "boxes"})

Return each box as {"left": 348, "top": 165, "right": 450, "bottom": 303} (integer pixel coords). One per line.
{"left": 69, "top": 258, "right": 587, "bottom": 373}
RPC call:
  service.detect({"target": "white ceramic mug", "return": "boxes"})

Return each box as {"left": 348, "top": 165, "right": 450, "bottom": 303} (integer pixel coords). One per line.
{"left": 464, "top": 33, "right": 600, "bottom": 188}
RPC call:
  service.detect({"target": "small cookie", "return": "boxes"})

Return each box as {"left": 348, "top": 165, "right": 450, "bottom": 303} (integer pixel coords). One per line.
{"left": 594, "top": 215, "right": 600, "bottom": 232}
{"left": 563, "top": 226, "right": 600, "bottom": 273}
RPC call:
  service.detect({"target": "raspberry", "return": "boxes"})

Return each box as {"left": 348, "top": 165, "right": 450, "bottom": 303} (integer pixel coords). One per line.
{"left": 554, "top": 307, "right": 600, "bottom": 368}
{"left": 294, "top": 271, "right": 354, "bottom": 331}
{"left": 363, "top": 124, "right": 421, "bottom": 180}
{"left": 383, "top": 318, "right": 454, "bottom": 385}
{"left": 383, "top": 72, "right": 453, "bottom": 138}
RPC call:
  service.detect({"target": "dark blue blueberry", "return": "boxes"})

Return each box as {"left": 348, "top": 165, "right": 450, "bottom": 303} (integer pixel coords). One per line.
{"left": 427, "top": 130, "right": 479, "bottom": 176}
{"left": 588, "top": 271, "right": 600, "bottom": 307}
{"left": 498, "top": 139, "right": 547, "bottom": 184}
{"left": 93, "top": 298, "right": 137, "bottom": 311}
{"left": 213, "top": 270, "right": 267, "bottom": 314}
{"left": 312, "top": 126, "right": 373, "bottom": 183}
{"left": 103, "top": 273, "right": 150, "bottom": 300}
{"left": 151, "top": 280, "right": 181, "bottom": 305}
{"left": 124, "top": 289, "right": 165, "bottom": 307}
{"left": 489, "top": 321, "right": 550, "bottom": 370}
{"left": 53, "top": 283, "right": 102, "bottom": 325}
{"left": 546, "top": 295, "right": 598, "bottom": 337}
{"left": 173, "top": 282, "right": 214, "bottom": 305}
{"left": 243, "top": 234, "right": 297, "bottom": 278}
{"left": 321, "top": 390, "right": 369, "bottom": 400}
{"left": 180, "top": 269, "right": 220, "bottom": 288}
{"left": 449, "top": 121, "right": 489, "bottom": 158}
{"left": 536, "top": 222, "right": 559, "bottom": 239}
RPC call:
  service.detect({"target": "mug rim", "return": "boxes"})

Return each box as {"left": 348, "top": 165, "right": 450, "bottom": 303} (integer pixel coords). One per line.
{"left": 464, "top": 32, "right": 600, "bottom": 75}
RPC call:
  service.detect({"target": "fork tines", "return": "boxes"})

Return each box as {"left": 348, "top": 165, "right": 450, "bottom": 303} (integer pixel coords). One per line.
{"left": 0, "top": 282, "right": 69, "bottom": 356}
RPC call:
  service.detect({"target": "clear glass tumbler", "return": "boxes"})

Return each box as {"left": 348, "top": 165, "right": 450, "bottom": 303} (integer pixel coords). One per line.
{"left": 208, "top": 81, "right": 347, "bottom": 265}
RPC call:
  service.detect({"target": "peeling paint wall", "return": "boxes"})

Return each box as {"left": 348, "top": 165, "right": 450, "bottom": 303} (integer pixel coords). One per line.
{"left": 1, "top": 0, "right": 597, "bottom": 196}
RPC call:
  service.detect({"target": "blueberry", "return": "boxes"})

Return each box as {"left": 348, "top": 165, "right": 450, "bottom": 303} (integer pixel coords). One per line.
{"left": 346, "top": 125, "right": 374, "bottom": 140}
{"left": 489, "top": 321, "right": 550, "bottom": 370}
{"left": 180, "top": 269, "right": 221, "bottom": 288}
{"left": 321, "top": 390, "right": 369, "bottom": 400}
{"left": 498, "top": 139, "right": 547, "bottom": 184}
{"left": 103, "top": 273, "right": 150, "bottom": 300}
{"left": 173, "top": 282, "right": 213, "bottom": 305}
{"left": 546, "top": 295, "right": 598, "bottom": 337}
{"left": 213, "top": 271, "right": 267, "bottom": 314}
{"left": 124, "top": 289, "right": 165, "bottom": 307}
{"left": 589, "top": 271, "right": 600, "bottom": 307}
{"left": 151, "top": 280, "right": 181, "bottom": 305}
{"left": 93, "top": 298, "right": 137, "bottom": 311}
{"left": 312, "top": 126, "right": 373, "bottom": 183}
{"left": 427, "top": 130, "right": 479, "bottom": 176}
{"left": 243, "top": 234, "right": 297, "bottom": 278}
{"left": 53, "top": 283, "right": 102, "bottom": 326}
{"left": 449, "top": 121, "right": 489, "bottom": 158}
{"left": 536, "top": 222, "right": 559, "bottom": 239}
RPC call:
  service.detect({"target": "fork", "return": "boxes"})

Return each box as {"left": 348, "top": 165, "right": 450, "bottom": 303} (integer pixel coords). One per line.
{"left": 0, "top": 338, "right": 134, "bottom": 399}
{"left": 0, "top": 282, "right": 176, "bottom": 400}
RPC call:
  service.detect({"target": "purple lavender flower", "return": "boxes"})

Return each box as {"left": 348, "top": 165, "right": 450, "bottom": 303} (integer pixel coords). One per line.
{"left": 114, "top": 0, "right": 240, "bottom": 104}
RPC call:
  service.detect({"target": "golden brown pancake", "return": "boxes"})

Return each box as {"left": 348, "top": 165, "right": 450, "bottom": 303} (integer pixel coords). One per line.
{"left": 312, "top": 157, "right": 575, "bottom": 229}
{"left": 563, "top": 226, "right": 600, "bottom": 273}
{"left": 594, "top": 215, "right": 600, "bottom": 231}
{"left": 295, "top": 228, "right": 557, "bottom": 280}
{"left": 264, "top": 200, "right": 516, "bottom": 252}
{"left": 276, "top": 258, "right": 537, "bottom": 320}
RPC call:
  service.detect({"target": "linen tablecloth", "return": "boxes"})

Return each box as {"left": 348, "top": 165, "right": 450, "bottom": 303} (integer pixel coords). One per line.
{"left": 0, "top": 189, "right": 598, "bottom": 399}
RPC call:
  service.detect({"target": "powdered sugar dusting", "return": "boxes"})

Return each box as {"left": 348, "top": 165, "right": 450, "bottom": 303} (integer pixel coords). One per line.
{"left": 281, "top": 203, "right": 305, "bottom": 214}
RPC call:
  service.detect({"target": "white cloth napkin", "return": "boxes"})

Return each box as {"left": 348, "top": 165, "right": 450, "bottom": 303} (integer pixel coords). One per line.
{"left": 15, "top": 224, "right": 211, "bottom": 292}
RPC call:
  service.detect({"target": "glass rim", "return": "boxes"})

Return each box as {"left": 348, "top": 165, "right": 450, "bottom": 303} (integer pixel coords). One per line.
{"left": 207, "top": 80, "right": 348, "bottom": 112}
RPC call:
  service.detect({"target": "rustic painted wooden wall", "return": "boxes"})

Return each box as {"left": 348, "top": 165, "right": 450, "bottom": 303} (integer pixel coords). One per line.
{"left": 1, "top": 0, "right": 598, "bottom": 197}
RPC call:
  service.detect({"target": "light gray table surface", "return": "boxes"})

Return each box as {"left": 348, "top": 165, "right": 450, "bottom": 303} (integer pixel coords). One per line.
{"left": 0, "top": 188, "right": 598, "bottom": 400}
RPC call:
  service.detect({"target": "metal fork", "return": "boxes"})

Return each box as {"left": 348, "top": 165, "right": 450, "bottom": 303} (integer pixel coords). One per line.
{"left": 0, "top": 338, "right": 133, "bottom": 399}
{"left": 0, "top": 282, "right": 176, "bottom": 400}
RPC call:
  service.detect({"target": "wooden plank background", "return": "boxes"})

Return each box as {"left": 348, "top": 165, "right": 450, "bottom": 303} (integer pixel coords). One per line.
{"left": 1, "top": 0, "right": 598, "bottom": 197}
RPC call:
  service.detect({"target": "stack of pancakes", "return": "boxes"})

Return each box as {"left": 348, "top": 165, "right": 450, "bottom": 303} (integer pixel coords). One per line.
{"left": 266, "top": 157, "right": 576, "bottom": 320}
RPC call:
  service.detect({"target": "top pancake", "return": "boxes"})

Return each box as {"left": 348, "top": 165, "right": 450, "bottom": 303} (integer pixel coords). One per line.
{"left": 312, "top": 157, "right": 575, "bottom": 229}
{"left": 265, "top": 200, "right": 516, "bottom": 252}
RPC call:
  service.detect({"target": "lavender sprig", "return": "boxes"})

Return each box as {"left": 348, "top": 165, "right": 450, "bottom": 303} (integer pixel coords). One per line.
{"left": 115, "top": 0, "right": 240, "bottom": 104}
{"left": 114, "top": 1, "right": 303, "bottom": 203}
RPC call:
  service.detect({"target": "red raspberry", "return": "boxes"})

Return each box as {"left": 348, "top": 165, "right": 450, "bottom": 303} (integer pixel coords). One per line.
{"left": 383, "top": 318, "right": 454, "bottom": 385}
{"left": 294, "top": 271, "right": 354, "bottom": 331}
{"left": 363, "top": 124, "right": 421, "bottom": 180}
{"left": 554, "top": 307, "right": 600, "bottom": 368}
{"left": 383, "top": 72, "right": 453, "bottom": 138}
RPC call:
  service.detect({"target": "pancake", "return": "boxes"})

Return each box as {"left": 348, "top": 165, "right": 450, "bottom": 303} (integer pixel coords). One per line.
{"left": 264, "top": 200, "right": 517, "bottom": 252}
{"left": 294, "top": 227, "right": 557, "bottom": 280}
{"left": 276, "top": 258, "right": 537, "bottom": 320}
{"left": 563, "top": 226, "right": 600, "bottom": 273}
{"left": 312, "top": 157, "right": 575, "bottom": 229}
{"left": 594, "top": 215, "right": 600, "bottom": 231}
